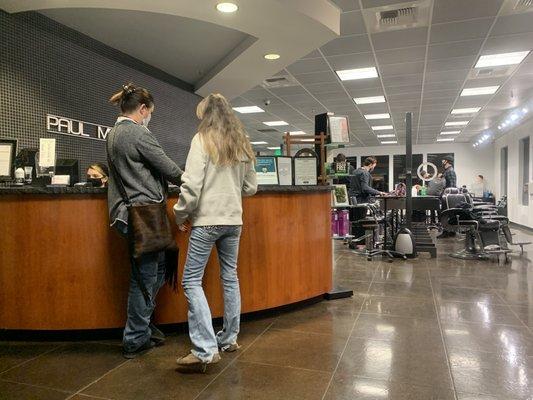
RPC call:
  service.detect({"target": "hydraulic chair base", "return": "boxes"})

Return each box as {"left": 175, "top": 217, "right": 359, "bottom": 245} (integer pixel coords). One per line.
{"left": 450, "top": 229, "right": 490, "bottom": 260}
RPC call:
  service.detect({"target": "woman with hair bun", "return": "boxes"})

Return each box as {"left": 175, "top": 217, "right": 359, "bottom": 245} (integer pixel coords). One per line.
{"left": 107, "top": 83, "right": 183, "bottom": 359}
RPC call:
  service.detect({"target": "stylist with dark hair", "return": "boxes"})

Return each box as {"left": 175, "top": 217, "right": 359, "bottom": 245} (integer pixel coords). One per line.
{"left": 107, "top": 83, "right": 183, "bottom": 358}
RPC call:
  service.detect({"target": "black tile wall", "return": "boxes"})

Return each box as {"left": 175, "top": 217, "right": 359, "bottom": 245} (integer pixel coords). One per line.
{"left": 0, "top": 10, "right": 201, "bottom": 179}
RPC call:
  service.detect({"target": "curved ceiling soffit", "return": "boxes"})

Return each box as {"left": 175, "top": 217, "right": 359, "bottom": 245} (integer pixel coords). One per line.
{"left": 1, "top": 0, "right": 340, "bottom": 99}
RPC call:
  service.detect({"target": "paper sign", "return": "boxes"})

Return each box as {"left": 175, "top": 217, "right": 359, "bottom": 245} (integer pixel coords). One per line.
{"left": 39, "top": 138, "right": 56, "bottom": 167}
{"left": 0, "top": 144, "right": 13, "bottom": 176}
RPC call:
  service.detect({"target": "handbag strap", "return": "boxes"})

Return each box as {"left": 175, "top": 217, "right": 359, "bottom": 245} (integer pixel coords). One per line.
{"left": 107, "top": 127, "right": 131, "bottom": 207}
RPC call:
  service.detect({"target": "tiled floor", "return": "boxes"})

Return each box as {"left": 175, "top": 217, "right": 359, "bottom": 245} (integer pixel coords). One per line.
{"left": 1, "top": 228, "right": 532, "bottom": 400}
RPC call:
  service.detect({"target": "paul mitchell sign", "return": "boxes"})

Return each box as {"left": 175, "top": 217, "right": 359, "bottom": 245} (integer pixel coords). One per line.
{"left": 46, "top": 114, "right": 112, "bottom": 141}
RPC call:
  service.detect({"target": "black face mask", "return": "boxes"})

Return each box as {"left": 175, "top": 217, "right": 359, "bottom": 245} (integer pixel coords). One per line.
{"left": 87, "top": 177, "right": 102, "bottom": 187}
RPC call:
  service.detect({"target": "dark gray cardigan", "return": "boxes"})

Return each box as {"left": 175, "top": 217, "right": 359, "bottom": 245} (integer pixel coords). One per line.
{"left": 106, "top": 118, "right": 182, "bottom": 227}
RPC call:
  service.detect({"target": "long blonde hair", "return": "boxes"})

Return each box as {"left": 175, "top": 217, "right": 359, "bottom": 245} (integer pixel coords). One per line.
{"left": 196, "top": 94, "right": 255, "bottom": 166}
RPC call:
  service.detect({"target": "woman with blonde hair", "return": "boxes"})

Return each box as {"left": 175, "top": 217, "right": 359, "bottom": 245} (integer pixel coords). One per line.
{"left": 174, "top": 93, "right": 257, "bottom": 369}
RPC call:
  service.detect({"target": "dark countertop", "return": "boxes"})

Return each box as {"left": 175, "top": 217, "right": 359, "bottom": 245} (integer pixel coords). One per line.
{"left": 0, "top": 184, "right": 332, "bottom": 196}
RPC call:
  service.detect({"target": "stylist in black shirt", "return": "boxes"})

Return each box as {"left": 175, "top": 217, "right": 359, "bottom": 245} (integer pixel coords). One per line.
{"left": 349, "top": 157, "right": 386, "bottom": 245}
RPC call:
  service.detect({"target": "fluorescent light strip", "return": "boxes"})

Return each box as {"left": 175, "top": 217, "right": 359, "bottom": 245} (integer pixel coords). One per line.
{"left": 376, "top": 134, "right": 395, "bottom": 138}
{"left": 381, "top": 141, "right": 398, "bottom": 144}
{"left": 300, "top": 139, "right": 315, "bottom": 142}
{"left": 289, "top": 131, "right": 306, "bottom": 136}
{"left": 250, "top": 141, "right": 268, "bottom": 145}
{"left": 451, "top": 107, "right": 481, "bottom": 114}
{"left": 364, "top": 113, "right": 390, "bottom": 120}
{"left": 437, "top": 138, "right": 454, "bottom": 142}
{"left": 440, "top": 131, "right": 460, "bottom": 135}
{"left": 372, "top": 125, "right": 393, "bottom": 131}
{"left": 267, "top": 147, "right": 280, "bottom": 150}
{"left": 263, "top": 121, "right": 288, "bottom": 126}
{"left": 336, "top": 67, "right": 378, "bottom": 81}
{"left": 461, "top": 86, "right": 499, "bottom": 96}
{"left": 445, "top": 121, "right": 469, "bottom": 126}
{"left": 233, "top": 106, "right": 265, "bottom": 114}
{"left": 353, "top": 96, "right": 386, "bottom": 104}
{"left": 475, "top": 51, "right": 530, "bottom": 68}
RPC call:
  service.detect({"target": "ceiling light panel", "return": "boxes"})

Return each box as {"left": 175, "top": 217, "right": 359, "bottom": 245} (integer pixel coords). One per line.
{"left": 376, "top": 134, "right": 395, "bottom": 138}
{"left": 289, "top": 131, "right": 307, "bottom": 136}
{"left": 336, "top": 67, "right": 378, "bottom": 81}
{"left": 445, "top": 121, "right": 469, "bottom": 126}
{"left": 372, "top": 125, "right": 394, "bottom": 131}
{"left": 451, "top": 107, "right": 481, "bottom": 114}
{"left": 460, "top": 86, "right": 500, "bottom": 96}
{"left": 233, "top": 106, "right": 265, "bottom": 114}
{"left": 440, "top": 131, "right": 460, "bottom": 135}
{"left": 381, "top": 141, "right": 398, "bottom": 144}
{"left": 251, "top": 141, "right": 268, "bottom": 145}
{"left": 263, "top": 121, "right": 288, "bottom": 126}
{"left": 364, "top": 113, "right": 390, "bottom": 120}
{"left": 475, "top": 51, "right": 530, "bottom": 68}
{"left": 437, "top": 138, "right": 454, "bottom": 142}
{"left": 354, "top": 96, "right": 386, "bottom": 104}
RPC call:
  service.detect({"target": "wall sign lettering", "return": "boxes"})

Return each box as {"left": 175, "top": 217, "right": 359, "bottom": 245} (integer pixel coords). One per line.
{"left": 46, "top": 114, "right": 112, "bottom": 141}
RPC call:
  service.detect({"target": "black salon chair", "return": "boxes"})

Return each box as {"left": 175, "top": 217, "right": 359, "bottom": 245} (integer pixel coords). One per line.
{"left": 440, "top": 193, "right": 511, "bottom": 262}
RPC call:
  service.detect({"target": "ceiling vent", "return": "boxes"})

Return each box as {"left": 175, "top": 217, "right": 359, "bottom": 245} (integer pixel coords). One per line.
{"left": 362, "top": 0, "right": 432, "bottom": 33}
{"left": 469, "top": 65, "right": 517, "bottom": 79}
{"left": 261, "top": 74, "right": 299, "bottom": 89}
{"left": 500, "top": 0, "right": 533, "bottom": 15}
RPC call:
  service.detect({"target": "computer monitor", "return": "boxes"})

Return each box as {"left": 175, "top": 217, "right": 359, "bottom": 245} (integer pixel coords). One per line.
{"left": 55, "top": 159, "right": 79, "bottom": 186}
{"left": 0, "top": 139, "right": 17, "bottom": 182}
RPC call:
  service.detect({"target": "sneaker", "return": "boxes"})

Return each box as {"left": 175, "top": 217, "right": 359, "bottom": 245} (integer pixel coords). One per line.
{"left": 123, "top": 340, "right": 156, "bottom": 359}
{"left": 176, "top": 352, "right": 221, "bottom": 366}
{"left": 220, "top": 343, "right": 241, "bottom": 353}
{"left": 149, "top": 323, "right": 165, "bottom": 346}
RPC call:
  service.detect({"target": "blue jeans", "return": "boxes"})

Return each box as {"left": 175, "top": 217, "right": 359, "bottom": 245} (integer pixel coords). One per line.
{"left": 182, "top": 225, "right": 242, "bottom": 362}
{"left": 116, "top": 221, "right": 166, "bottom": 352}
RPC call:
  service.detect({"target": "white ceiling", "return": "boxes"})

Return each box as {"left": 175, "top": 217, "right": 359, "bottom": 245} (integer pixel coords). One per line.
{"left": 234, "top": 0, "right": 533, "bottom": 151}
{"left": 38, "top": 8, "right": 251, "bottom": 85}
{"left": 1, "top": 0, "right": 340, "bottom": 99}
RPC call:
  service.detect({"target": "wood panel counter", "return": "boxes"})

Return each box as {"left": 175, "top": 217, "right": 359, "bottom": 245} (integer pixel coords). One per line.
{"left": 0, "top": 186, "right": 332, "bottom": 330}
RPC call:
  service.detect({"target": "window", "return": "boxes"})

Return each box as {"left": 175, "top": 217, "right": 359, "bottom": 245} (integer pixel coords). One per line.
{"left": 393, "top": 154, "right": 423, "bottom": 187}
{"left": 361, "top": 155, "right": 389, "bottom": 192}
{"left": 519, "top": 137, "right": 530, "bottom": 206}
{"left": 500, "top": 147, "right": 508, "bottom": 198}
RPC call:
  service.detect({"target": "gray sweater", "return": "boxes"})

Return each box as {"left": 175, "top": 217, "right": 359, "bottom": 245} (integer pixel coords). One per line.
{"left": 107, "top": 118, "right": 182, "bottom": 227}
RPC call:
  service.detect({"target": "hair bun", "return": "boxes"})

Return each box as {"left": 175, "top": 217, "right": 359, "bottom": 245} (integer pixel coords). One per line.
{"left": 122, "top": 84, "right": 136, "bottom": 96}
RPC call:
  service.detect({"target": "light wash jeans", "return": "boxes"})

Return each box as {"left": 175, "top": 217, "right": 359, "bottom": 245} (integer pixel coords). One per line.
{"left": 115, "top": 220, "right": 165, "bottom": 352}
{"left": 182, "top": 225, "right": 242, "bottom": 362}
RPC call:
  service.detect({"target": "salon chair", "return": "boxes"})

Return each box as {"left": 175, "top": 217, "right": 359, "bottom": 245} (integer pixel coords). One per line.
{"left": 440, "top": 193, "right": 511, "bottom": 263}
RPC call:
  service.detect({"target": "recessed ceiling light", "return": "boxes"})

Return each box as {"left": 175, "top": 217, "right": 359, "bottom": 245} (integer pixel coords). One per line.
{"left": 451, "top": 107, "right": 481, "bottom": 114}
{"left": 381, "top": 141, "right": 398, "bottom": 144}
{"left": 437, "top": 138, "right": 454, "bottom": 142}
{"left": 353, "top": 96, "right": 386, "bottom": 104}
{"left": 264, "top": 54, "right": 280, "bottom": 60}
{"left": 233, "top": 106, "right": 265, "bottom": 114}
{"left": 267, "top": 146, "right": 281, "bottom": 150}
{"left": 364, "top": 113, "right": 390, "bottom": 120}
{"left": 372, "top": 125, "right": 393, "bottom": 131}
{"left": 300, "top": 139, "right": 315, "bottom": 142}
{"left": 289, "top": 131, "right": 307, "bottom": 136}
{"left": 445, "top": 121, "right": 469, "bottom": 126}
{"left": 216, "top": 2, "right": 238, "bottom": 13}
{"left": 263, "top": 121, "right": 288, "bottom": 126}
{"left": 461, "top": 86, "right": 500, "bottom": 96}
{"left": 475, "top": 51, "right": 530, "bottom": 68}
{"left": 336, "top": 67, "right": 378, "bottom": 81}
{"left": 376, "top": 134, "right": 395, "bottom": 138}
{"left": 440, "top": 131, "right": 460, "bottom": 135}
{"left": 250, "top": 141, "right": 268, "bottom": 145}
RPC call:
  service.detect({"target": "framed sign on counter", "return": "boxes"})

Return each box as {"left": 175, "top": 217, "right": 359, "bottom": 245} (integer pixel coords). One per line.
{"left": 294, "top": 157, "right": 317, "bottom": 185}
{"left": 0, "top": 138, "right": 17, "bottom": 181}
{"left": 276, "top": 156, "right": 293, "bottom": 186}
{"left": 255, "top": 156, "right": 279, "bottom": 185}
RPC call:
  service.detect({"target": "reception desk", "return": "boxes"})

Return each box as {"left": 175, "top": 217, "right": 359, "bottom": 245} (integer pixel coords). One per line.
{"left": 0, "top": 185, "right": 332, "bottom": 330}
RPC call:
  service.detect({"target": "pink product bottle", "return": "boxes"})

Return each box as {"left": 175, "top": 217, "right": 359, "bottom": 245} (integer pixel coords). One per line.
{"left": 339, "top": 210, "right": 350, "bottom": 237}
{"left": 331, "top": 210, "right": 339, "bottom": 236}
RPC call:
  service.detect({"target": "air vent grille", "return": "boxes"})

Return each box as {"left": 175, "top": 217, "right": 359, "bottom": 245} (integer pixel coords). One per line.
{"left": 379, "top": 7, "right": 417, "bottom": 25}
{"left": 261, "top": 74, "right": 298, "bottom": 88}
{"left": 362, "top": 0, "right": 431, "bottom": 33}
{"left": 500, "top": 0, "right": 533, "bottom": 14}
{"left": 515, "top": 0, "right": 533, "bottom": 10}
{"left": 469, "top": 65, "right": 516, "bottom": 79}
